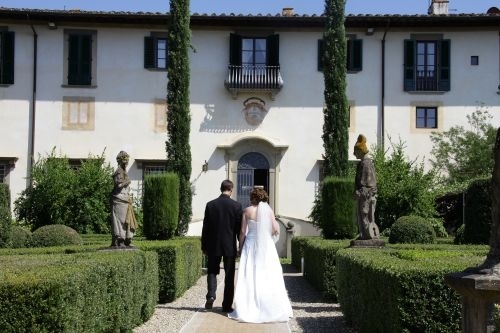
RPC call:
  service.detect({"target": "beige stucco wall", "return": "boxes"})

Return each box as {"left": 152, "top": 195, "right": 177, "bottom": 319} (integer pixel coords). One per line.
{"left": 1, "top": 19, "right": 499, "bottom": 230}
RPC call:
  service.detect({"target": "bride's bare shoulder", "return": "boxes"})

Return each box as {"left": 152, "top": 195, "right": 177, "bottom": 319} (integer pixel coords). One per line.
{"left": 244, "top": 205, "right": 257, "bottom": 219}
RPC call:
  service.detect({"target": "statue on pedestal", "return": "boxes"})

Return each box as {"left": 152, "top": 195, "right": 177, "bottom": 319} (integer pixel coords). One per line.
{"left": 110, "top": 151, "right": 138, "bottom": 247}
{"left": 353, "top": 134, "right": 380, "bottom": 240}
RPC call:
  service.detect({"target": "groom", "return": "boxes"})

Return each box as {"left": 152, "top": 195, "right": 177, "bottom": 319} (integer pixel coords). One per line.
{"left": 201, "top": 179, "right": 243, "bottom": 312}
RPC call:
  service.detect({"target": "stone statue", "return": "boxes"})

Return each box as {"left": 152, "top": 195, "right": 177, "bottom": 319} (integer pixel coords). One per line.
{"left": 353, "top": 134, "right": 380, "bottom": 240}
{"left": 110, "top": 151, "right": 138, "bottom": 247}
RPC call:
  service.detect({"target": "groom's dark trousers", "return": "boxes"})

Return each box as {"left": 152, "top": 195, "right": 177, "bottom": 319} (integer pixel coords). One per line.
{"left": 206, "top": 255, "right": 236, "bottom": 310}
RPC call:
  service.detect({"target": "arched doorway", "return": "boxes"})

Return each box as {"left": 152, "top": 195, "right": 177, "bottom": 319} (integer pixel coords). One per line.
{"left": 237, "top": 152, "right": 269, "bottom": 208}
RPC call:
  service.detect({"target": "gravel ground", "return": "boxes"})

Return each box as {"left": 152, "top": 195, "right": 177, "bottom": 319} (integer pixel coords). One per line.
{"left": 134, "top": 264, "right": 356, "bottom": 333}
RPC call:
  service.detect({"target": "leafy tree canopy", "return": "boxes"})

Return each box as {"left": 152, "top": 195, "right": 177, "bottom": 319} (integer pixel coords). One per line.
{"left": 430, "top": 106, "right": 496, "bottom": 186}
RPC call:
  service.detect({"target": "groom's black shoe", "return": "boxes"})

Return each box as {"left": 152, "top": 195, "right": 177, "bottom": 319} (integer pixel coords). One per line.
{"left": 222, "top": 307, "right": 234, "bottom": 313}
{"left": 205, "top": 297, "right": 214, "bottom": 309}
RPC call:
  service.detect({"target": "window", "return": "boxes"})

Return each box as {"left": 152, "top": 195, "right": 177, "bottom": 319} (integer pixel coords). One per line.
{"left": 229, "top": 33, "right": 279, "bottom": 69}
{"left": 0, "top": 157, "right": 17, "bottom": 183}
{"left": 0, "top": 30, "right": 14, "bottom": 85}
{"left": 64, "top": 30, "right": 97, "bottom": 86}
{"left": 62, "top": 96, "right": 95, "bottom": 130}
{"left": 136, "top": 159, "right": 168, "bottom": 181}
{"left": 144, "top": 164, "right": 167, "bottom": 177}
{"left": 242, "top": 38, "right": 266, "bottom": 74}
{"left": 471, "top": 56, "right": 479, "bottom": 66}
{"left": 404, "top": 37, "right": 450, "bottom": 91}
{"left": 317, "top": 36, "right": 363, "bottom": 72}
{"left": 0, "top": 162, "right": 7, "bottom": 183}
{"left": 416, "top": 106, "right": 437, "bottom": 128}
{"left": 225, "top": 33, "right": 282, "bottom": 94}
{"left": 144, "top": 33, "right": 168, "bottom": 69}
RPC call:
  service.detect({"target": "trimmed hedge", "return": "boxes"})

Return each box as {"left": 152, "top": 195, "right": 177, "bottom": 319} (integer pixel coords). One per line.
{"left": 0, "top": 250, "right": 158, "bottom": 333}
{"left": 321, "top": 177, "right": 357, "bottom": 239}
{"left": 301, "top": 237, "right": 350, "bottom": 301}
{"left": 143, "top": 173, "right": 180, "bottom": 240}
{"left": 138, "top": 237, "right": 202, "bottom": 303}
{"left": 0, "top": 183, "right": 11, "bottom": 248}
{"left": 388, "top": 215, "right": 436, "bottom": 244}
{"left": 0, "top": 237, "right": 203, "bottom": 306}
{"left": 462, "top": 178, "right": 491, "bottom": 244}
{"left": 30, "top": 224, "right": 82, "bottom": 247}
{"left": 336, "top": 245, "right": 487, "bottom": 333}
{"left": 290, "top": 236, "right": 315, "bottom": 270}
{"left": 10, "top": 226, "right": 31, "bottom": 248}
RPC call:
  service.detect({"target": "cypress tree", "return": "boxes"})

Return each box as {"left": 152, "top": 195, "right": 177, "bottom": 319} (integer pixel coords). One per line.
{"left": 166, "top": 0, "right": 192, "bottom": 235}
{"left": 312, "top": 0, "right": 356, "bottom": 239}
{"left": 322, "top": 0, "right": 349, "bottom": 177}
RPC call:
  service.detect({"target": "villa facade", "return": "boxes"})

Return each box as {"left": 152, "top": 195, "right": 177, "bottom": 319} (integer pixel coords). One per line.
{"left": 0, "top": 1, "right": 499, "bottom": 239}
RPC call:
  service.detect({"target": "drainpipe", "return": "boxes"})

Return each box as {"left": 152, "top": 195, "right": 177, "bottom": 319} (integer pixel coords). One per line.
{"left": 380, "top": 20, "right": 390, "bottom": 149}
{"left": 28, "top": 17, "right": 37, "bottom": 187}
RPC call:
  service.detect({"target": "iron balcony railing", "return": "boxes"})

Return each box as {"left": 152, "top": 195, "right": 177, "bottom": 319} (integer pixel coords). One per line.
{"left": 224, "top": 65, "right": 284, "bottom": 91}
{"left": 415, "top": 70, "right": 438, "bottom": 91}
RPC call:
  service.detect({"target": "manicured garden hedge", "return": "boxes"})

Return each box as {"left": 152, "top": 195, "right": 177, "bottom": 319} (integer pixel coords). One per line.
{"left": 138, "top": 237, "right": 202, "bottom": 303}
{"left": 0, "top": 236, "right": 203, "bottom": 331}
{"left": 336, "top": 244, "right": 488, "bottom": 333}
{"left": 0, "top": 250, "right": 158, "bottom": 333}
{"left": 290, "top": 236, "right": 315, "bottom": 270}
{"left": 292, "top": 236, "right": 350, "bottom": 300}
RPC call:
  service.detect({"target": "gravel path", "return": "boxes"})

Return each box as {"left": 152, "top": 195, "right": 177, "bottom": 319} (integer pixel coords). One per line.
{"left": 134, "top": 264, "right": 356, "bottom": 333}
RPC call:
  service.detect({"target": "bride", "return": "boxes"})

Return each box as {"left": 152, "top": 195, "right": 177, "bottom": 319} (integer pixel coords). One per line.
{"left": 228, "top": 187, "right": 293, "bottom": 323}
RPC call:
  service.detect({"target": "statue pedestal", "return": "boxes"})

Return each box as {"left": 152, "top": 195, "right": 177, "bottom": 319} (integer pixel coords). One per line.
{"left": 445, "top": 272, "right": 500, "bottom": 333}
{"left": 349, "top": 239, "right": 385, "bottom": 248}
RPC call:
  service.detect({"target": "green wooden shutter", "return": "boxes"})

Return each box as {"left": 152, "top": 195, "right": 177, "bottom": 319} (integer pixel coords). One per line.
{"left": 68, "top": 35, "right": 79, "bottom": 84}
{"left": 438, "top": 39, "right": 450, "bottom": 91}
{"left": 266, "top": 34, "right": 280, "bottom": 66}
{"left": 68, "top": 34, "right": 92, "bottom": 85}
{"left": 318, "top": 39, "right": 324, "bottom": 71}
{"left": 80, "top": 35, "right": 92, "bottom": 85}
{"left": 403, "top": 39, "right": 415, "bottom": 91}
{"left": 0, "top": 31, "right": 14, "bottom": 84}
{"left": 144, "top": 36, "right": 156, "bottom": 68}
{"left": 351, "top": 39, "right": 362, "bottom": 71}
{"left": 229, "top": 33, "right": 242, "bottom": 66}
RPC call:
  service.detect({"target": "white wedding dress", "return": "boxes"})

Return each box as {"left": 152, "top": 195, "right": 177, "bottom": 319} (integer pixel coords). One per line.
{"left": 228, "top": 202, "right": 293, "bottom": 323}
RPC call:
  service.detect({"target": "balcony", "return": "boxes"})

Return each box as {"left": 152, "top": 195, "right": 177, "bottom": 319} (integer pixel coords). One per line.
{"left": 416, "top": 70, "right": 438, "bottom": 91}
{"left": 224, "top": 65, "right": 283, "bottom": 100}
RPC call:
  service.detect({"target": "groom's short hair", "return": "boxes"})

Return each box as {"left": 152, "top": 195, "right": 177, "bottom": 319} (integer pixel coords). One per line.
{"left": 220, "top": 179, "right": 234, "bottom": 192}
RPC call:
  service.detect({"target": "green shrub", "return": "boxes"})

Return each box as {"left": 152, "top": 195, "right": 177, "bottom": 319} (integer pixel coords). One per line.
{"left": 30, "top": 224, "right": 82, "bottom": 247}
{"left": 320, "top": 177, "right": 357, "bottom": 239}
{"left": 14, "top": 149, "right": 113, "bottom": 234}
{"left": 10, "top": 226, "right": 32, "bottom": 248}
{"left": 69, "top": 157, "right": 114, "bottom": 234}
{"left": 291, "top": 236, "right": 315, "bottom": 270}
{"left": 336, "top": 245, "right": 487, "bottom": 333}
{"left": 461, "top": 178, "right": 491, "bottom": 244}
{"left": 427, "top": 217, "right": 448, "bottom": 238}
{"left": 302, "top": 238, "right": 350, "bottom": 301}
{"left": 143, "top": 173, "right": 179, "bottom": 240}
{"left": 138, "top": 237, "right": 202, "bottom": 303}
{"left": 388, "top": 216, "right": 436, "bottom": 244}
{"left": 372, "top": 139, "right": 438, "bottom": 232}
{"left": 0, "top": 183, "right": 11, "bottom": 248}
{"left": 0, "top": 250, "right": 158, "bottom": 332}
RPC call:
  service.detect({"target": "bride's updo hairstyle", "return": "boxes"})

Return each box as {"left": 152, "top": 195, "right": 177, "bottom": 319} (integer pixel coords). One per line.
{"left": 250, "top": 187, "right": 269, "bottom": 205}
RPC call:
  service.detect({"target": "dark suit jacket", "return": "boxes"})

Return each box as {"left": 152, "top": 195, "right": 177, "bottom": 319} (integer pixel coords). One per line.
{"left": 201, "top": 194, "right": 243, "bottom": 257}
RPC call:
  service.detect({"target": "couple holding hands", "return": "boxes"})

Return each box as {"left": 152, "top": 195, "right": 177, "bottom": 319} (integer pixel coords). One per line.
{"left": 201, "top": 180, "right": 293, "bottom": 323}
